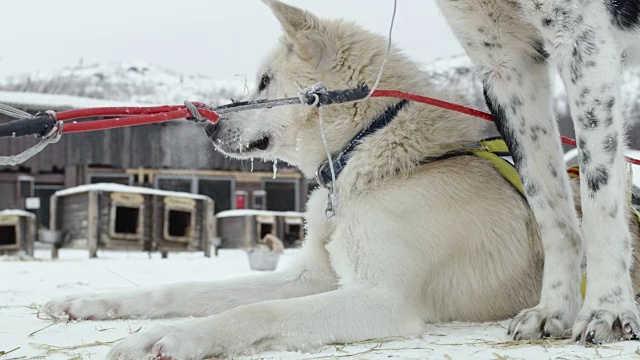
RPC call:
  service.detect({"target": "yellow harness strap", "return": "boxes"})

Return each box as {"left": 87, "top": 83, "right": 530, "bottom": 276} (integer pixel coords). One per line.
{"left": 463, "top": 141, "right": 640, "bottom": 299}
{"left": 465, "top": 138, "right": 526, "bottom": 197}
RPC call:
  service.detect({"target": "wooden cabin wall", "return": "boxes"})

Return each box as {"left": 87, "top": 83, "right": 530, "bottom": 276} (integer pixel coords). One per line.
{"left": 0, "top": 182, "right": 17, "bottom": 209}
{"left": 0, "top": 122, "right": 276, "bottom": 172}
{"left": 57, "top": 194, "right": 89, "bottom": 242}
{"left": 19, "top": 216, "right": 35, "bottom": 255}
{"left": 193, "top": 201, "right": 205, "bottom": 250}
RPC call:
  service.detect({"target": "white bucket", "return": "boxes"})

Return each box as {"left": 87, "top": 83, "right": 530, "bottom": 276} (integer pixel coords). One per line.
{"left": 246, "top": 248, "right": 280, "bottom": 271}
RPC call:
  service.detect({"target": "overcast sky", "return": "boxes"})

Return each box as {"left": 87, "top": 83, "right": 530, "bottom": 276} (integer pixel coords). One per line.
{"left": 0, "top": 1, "right": 464, "bottom": 80}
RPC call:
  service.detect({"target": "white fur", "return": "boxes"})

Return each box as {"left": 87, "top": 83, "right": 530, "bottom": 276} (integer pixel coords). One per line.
{"left": 42, "top": 1, "right": 640, "bottom": 358}
{"left": 438, "top": 0, "right": 640, "bottom": 343}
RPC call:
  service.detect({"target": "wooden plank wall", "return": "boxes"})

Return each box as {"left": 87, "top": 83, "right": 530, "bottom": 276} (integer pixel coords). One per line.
{"left": 0, "top": 113, "right": 275, "bottom": 172}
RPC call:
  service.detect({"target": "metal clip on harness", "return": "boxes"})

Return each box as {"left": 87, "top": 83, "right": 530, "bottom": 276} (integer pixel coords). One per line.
{"left": 0, "top": 109, "right": 63, "bottom": 166}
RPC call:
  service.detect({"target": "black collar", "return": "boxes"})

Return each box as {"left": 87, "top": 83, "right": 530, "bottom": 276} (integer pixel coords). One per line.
{"left": 315, "top": 100, "right": 409, "bottom": 188}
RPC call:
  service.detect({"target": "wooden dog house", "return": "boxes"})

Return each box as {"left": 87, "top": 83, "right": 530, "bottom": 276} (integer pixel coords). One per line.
{"left": 216, "top": 210, "right": 304, "bottom": 249}
{"left": 280, "top": 213, "right": 304, "bottom": 247}
{"left": 50, "top": 183, "right": 215, "bottom": 258}
{"left": 0, "top": 209, "right": 35, "bottom": 256}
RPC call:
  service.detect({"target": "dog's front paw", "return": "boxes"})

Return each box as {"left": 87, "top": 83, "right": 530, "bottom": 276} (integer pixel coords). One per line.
{"left": 572, "top": 302, "right": 640, "bottom": 344}
{"left": 106, "top": 323, "right": 221, "bottom": 360}
{"left": 43, "top": 296, "right": 121, "bottom": 321}
{"left": 508, "top": 305, "right": 575, "bottom": 340}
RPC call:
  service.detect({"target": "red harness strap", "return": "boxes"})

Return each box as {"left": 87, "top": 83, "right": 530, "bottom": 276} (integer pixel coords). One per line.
{"left": 370, "top": 89, "right": 632, "bottom": 165}
{"left": 1, "top": 86, "right": 636, "bottom": 165}
{"left": 57, "top": 103, "right": 219, "bottom": 134}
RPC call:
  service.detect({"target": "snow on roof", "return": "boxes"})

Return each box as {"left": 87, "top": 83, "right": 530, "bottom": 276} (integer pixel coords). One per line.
{"left": 0, "top": 209, "right": 35, "bottom": 218}
{"left": 0, "top": 90, "right": 144, "bottom": 111}
{"left": 54, "top": 183, "right": 212, "bottom": 201}
{"left": 216, "top": 209, "right": 305, "bottom": 219}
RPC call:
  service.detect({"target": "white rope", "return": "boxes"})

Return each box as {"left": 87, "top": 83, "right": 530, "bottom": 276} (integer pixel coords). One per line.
{"left": 0, "top": 103, "right": 32, "bottom": 120}
{"left": 318, "top": 105, "right": 337, "bottom": 217}
{"left": 363, "top": 0, "right": 397, "bottom": 99}
{"left": 0, "top": 120, "right": 63, "bottom": 166}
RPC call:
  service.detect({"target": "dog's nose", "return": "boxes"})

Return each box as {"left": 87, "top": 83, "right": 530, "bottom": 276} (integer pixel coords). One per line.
{"left": 204, "top": 122, "right": 219, "bottom": 138}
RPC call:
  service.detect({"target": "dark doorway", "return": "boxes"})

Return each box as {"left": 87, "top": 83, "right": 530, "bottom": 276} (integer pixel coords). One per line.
{"left": 168, "top": 210, "right": 192, "bottom": 237}
{"left": 0, "top": 225, "right": 17, "bottom": 246}
{"left": 114, "top": 206, "right": 139, "bottom": 235}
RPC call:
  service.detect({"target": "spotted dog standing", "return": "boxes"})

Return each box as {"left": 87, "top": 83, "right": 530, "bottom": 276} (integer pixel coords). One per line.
{"left": 437, "top": 0, "right": 640, "bottom": 343}
{"left": 42, "top": 1, "right": 640, "bottom": 359}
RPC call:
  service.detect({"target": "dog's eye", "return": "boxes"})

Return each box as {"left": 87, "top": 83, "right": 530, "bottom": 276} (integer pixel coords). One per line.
{"left": 258, "top": 74, "right": 271, "bottom": 92}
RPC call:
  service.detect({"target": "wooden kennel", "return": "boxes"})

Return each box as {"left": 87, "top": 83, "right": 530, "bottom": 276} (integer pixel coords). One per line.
{"left": 216, "top": 210, "right": 304, "bottom": 249}
{"left": 0, "top": 209, "right": 35, "bottom": 256}
{"left": 49, "top": 183, "right": 215, "bottom": 258}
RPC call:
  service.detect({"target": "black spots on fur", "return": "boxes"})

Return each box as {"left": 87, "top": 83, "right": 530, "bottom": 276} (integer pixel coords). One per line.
{"left": 533, "top": 1, "right": 543, "bottom": 11}
{"left": 578, "top": 137, "right": 591, "bottom": 166}
{"left": 482, "top": 85, "right": 524, "bottom": 169}
{"left": 551, "top": 281, "right": 563, "bottom": 290}
{"left": 483, "top": 41, "right": 503, "bottom": 49}
{"left": 542, "top": 17, "right": 554, "bottom": 27}
{"left": 608, "top": 203, "right": 619, "bottom": 218}
{"left": 604, "top": 98, "right": 616, "bottom": 127}
{"left": 605, "top": 116, "right": 614, "bottom": 127}
{"left": 509, "top": 95, "right": 524, "bottom": 114}
{"left": 570, "top": 53, "right": 583, "bottom": 84}
{"left": 548, "top": 161, "right": 559, "bottom": 178}
{"left": 579, "top": 88, "right": 591, "bottom": 106}
{"left": 581, "top": 108, "right": 600, "bottom": 130}
{"left": 585, "top": 165, "right": 609, "bottom": 196}
{"left": 531, "top": 38, "right": 549, "bottom": 64}
{"left": 606, "top": 97, "right": 615, "bottom": 112}
{"left": 530, "top": 125, "right": 548, "bottom": 143}
{"left": 607, "top": 0, "right": 640, "bottom": 29}
{"left": 598, "top": 286, "right": 623, "bottom": 306}
{"left": 524, "top": 181, "right": 540, "bottom": 198}
{"left": 569, "top": 30, "right": 598, "bottom": 84}
{"left": 578, "top": 29, "right": 599, "bottom": 56}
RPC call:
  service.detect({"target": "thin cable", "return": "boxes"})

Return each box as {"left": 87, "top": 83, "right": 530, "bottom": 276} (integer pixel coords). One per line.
{"left": 318, "top": 105, "right": 337, "bottom": 217}
{"left": 364, "top": 0, "right": 397, "bottom": 99}
{"left": 0, "top": 103, "right": 32, "bottom": 119}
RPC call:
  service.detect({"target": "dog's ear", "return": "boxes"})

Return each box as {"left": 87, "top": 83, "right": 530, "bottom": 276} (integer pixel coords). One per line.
{"left": 262, "top": 0, "right": 333, "bottom": 69}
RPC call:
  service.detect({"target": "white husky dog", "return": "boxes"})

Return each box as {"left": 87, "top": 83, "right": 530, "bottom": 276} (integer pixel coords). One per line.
{"left": 43, "top": 1, "right": 640, "bottom": 359}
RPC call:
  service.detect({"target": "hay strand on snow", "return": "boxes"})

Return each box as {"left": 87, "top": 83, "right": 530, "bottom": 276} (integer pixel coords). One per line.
{"left": 0, "top": 347, "right": 19, "bottom": 356}
{"left": 30, "top": 338, "right": 124, "bottom": 354}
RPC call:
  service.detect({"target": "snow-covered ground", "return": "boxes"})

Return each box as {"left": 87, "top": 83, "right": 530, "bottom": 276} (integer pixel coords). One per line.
{"left": 2, "top": 247, "right": 640, "bottom": 360}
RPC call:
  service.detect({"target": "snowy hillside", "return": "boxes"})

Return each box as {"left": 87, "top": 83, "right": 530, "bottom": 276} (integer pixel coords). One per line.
{"left": 423, "top": 55, "right": 640, "bottom": 125}
{"left": 0, "top": 62, "right": 249, "bottom": 106}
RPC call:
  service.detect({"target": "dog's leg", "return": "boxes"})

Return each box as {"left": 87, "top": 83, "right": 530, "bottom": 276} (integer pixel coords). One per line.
{"left": 517, "top": 0, "right": 640, "bottom": 342}
{"left": 43, "top": 260, "right": 336, "bottom": 320}
{"left": 437, "top": 0, "right": 583, "bottom": 339}
{"left": 105, "top": 287, "right": 424, "bottom": 360}
{"left": 43, "top": 190, "right": 337, "bottom": 320}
